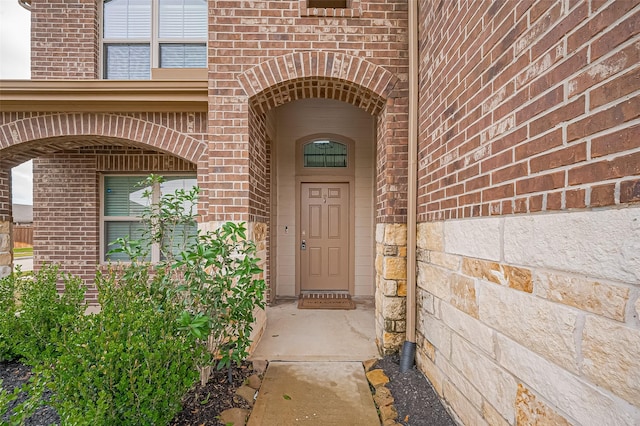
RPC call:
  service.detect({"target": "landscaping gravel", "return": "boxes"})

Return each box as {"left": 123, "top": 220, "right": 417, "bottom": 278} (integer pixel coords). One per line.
{"left": 2, "top": 355, "right": 456, "bottom": 425}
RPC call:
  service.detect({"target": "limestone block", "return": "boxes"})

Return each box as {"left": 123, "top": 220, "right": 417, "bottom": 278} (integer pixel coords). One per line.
{"left": 417, "top": 221, "right": 443, "bottom": 251}
{"left": 449, "top": 273, "right": 478, "bottom": 318}
{"left": 636, "top": 297, "right": 640, "bottom": 319}
{"left": 247, "top": 374, "right": 262, "bottom": 390}
{"left": 515, "top": 383, "right": 571, "bottom": 426}
{"left": 478, "top": 282, "right": 579, "bottom": 373}
{"left": 504, "top": 208, "right": 640, "bottom": 284}
{"left": 0, "top": 252, "right": 11, "bottom": 266}
{"left": 482, "top": 400, "right": 510, "bottom": 426}
{"left": 582, "top": 315, "right": 640, "bottom": 405}
{"left": 462, "top": 258, "right": 532, "bottom": 293}
{"left": 419, "top": 314, "right": 452, "bottom": 359}
{"left": 438, "top": 356, "right": 482, "bottom": 408}
{"left": 366, "top": 369, "right": 390, "bottom": 387}
{"left": 375, "top": 252, "right": 383, "bottom": 274}
{"left": 497, "top": 334, "right": 640, "bottom": 426}
{"left": 444, "top": 217, "right": 502, "bottom": 261}
{"left": 382, "top": 296, "right": 406, "bottom": 321}
{"left": 441, "top": 302, "right": 495, "bottom": 357}
{"left": 0, "top": 221, "right": 9, "bottom": 233}
{"left": 235, "top": 384, "right": 257, "bottom": 407}
{"left": 418, "top": 333, "right": 435, "bottom": 361}
{"left": 374, "top": 386, "right": 394, "bottom": 407}
{"left": 397, "top": 246, "right": 407, "bottom": 257}
{"left": 394, "top": 320, "right": 406, "bottom": 333}
{"left": 417, "top": 262, "right": 450, "bottom": 300}
{"left": 416, "top": 247, "right": 429, "bottom": 263}
{"left": 384, "top": 223, "right": 406, "bottom": 246}
{"left": 415, "top": 351, "right": 443, "bottom": 395}
{"left": 417, "top": 288, "right": 434, "bottom": 316}
{"left": 0, "top": 234, "right": 9, "bottom": 252}
{"left": 430, "top": 251, "right": 460, "bottom": 271}
{"left": 383, "top": 245, "right": 398, "bottom": 256}
{"left": 534, "top": 271, "right": 629, "bottom": 321}
{"left": 379, "top": 279, "right": 398, "bottom": 296}
{"left": 219, "top": 408, "right": 249, "bottom": 426}
{"left": 451, "top": 334, "right": 517, "bottom": 423}
{"left": 397, "top": 280, "right": 407, "bottom": 297}
{"left": 383, "top": 256, "right": 406, "bottom": 280}
{"left": 379, "top": 404, "right": 398, "bottom": 423}
{"left": 0, "top": 265, "right": 10, "bottom": 278}
{"left": 382, "top": 331, "right": 404, "bottom": 352}
{"left": 442, "top": 380, "right": 488, "bottom": 426}
{"left": 376, "top": 223, "right": 385, "bottom": 243}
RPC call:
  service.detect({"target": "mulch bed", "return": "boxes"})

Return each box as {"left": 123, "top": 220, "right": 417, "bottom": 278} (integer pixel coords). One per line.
{"left": 2, "top": 356, "right": 455, "bottom": 425}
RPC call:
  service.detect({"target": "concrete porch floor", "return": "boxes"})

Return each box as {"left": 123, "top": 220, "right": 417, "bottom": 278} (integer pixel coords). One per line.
{"left": 250, "top": 297, "right": 380, "bottom": 362}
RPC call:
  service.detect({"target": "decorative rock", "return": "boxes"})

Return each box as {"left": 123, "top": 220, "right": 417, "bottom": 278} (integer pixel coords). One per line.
{"left": 219, "top": 407, "right": 249, "bottom": 426}
{"left": 363, "top": 358, "right": 377, "bottom": 372}
{"left": 247, "top": 374, "right": 262, "bottom": 390}
{"left": 366, "top": 369, "right": 390, "bottom": 388}
{"left": 252, "top": 359, "right": 268, "bottom": 374}
{"left": 379, "top": 403, "right": 398, "bottom": 423}
{"left": 235, "top": 385, "right": 257, "bottom": 407}
{"left": 374, "top": 386, "right": 395, "bottom": 407}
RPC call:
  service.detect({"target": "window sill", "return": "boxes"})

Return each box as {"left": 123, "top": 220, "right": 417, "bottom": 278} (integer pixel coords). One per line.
{"left": 151, "top": 68, "right": 207, "bottom": 80}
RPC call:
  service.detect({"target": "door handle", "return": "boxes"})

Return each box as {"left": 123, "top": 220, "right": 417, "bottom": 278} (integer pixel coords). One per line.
{"left": 300, "top": 239, "right": 307, "bottom": 250}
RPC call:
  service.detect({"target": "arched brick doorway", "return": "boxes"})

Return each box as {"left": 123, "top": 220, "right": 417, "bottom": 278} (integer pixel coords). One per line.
{"left": 236, "top": 52, "right": 409, "bottom": 353}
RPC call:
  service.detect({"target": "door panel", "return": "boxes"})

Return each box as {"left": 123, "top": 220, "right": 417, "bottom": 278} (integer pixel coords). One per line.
{"left": 300, "top": 182, "right": 349, "bottom": 291}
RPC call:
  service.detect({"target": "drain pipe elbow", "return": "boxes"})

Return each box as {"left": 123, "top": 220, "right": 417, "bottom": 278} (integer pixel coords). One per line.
{"left": 401, "top": 0, "right": 419, "bottom": 373}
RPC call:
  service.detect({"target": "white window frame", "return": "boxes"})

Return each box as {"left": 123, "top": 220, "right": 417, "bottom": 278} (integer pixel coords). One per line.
{"left": 101, "top": 0, "right": 207, "bottom": 79}
{"left": 100, "top": 173, "right": 197, "bottom": 263}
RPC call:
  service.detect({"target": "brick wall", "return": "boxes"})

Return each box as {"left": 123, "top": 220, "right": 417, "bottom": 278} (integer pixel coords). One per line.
{"left": 31, "top": 0, "right": 99, "bottom": 79}
{"left": 417, "top": 0, "right": 640, "bottom": 221}
{"left": 207, "top": 0, "right": 409, "bottom": 223}
{"left": 415, "top": 1, "right": 640, "bottom": 424}
{"left": 33, "top": 148, "right": 197, "bottom": 302}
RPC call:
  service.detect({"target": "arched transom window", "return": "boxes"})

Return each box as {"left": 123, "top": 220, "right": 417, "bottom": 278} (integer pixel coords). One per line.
{"left": 303, "top": 140, "right": 348, "bottom": 168}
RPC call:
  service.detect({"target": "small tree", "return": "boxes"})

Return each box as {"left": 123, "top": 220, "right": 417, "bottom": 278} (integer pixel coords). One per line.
{"left": 110, "top": 175, "right": 266, "bottom": 382}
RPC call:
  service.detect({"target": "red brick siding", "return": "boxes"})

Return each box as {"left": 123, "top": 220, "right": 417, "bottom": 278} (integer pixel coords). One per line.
{"left": 0, "top": 168, "right": 10, "bottom": 222}
{"left": 208, "top": 0, "right": 409, "bottom": 222}
{"left": 417, "top": 0, "right": 640, "bottom": 221}
{"left": 248, "top": 107, "right": 270, "bottom": 223}
{"left": 33, "top": 155, "right": 99, "bottom": 299}
{"left": 30, "top": 0, "right": 99, "bottom": 79}
{"left": 33, "top": 149, "right": 196, "bottom": 302}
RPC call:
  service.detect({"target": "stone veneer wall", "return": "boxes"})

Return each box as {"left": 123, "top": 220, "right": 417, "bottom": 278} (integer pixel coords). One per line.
{"left": 375, "top": 223, "right": 407, "bottom": 354}
{"left": 415, "top": 210, "right": 640, "bottom": 425}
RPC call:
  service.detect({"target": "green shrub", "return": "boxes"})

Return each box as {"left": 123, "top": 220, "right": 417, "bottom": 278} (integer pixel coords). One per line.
{"left": 0, "top": 265, "right": 85, "bottom": 364}
{"left": 23, "top": 264, "right": 206, "bottom": 425}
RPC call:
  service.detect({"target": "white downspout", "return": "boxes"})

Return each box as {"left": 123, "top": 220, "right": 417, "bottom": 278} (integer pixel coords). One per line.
{"left": 400, "top": 0, "right": 418, "bottom": 372}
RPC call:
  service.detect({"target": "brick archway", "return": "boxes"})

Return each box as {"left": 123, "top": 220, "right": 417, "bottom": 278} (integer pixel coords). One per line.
{"left": 0, "top": 113, "right": 206, "bottom": 166}
{"left": 237, "top": 51, "right": 399, "bottom": 115}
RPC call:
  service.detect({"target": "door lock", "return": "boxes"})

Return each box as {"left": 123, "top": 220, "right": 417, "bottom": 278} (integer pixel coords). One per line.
{"left": 300, "top": 239, "right": 307, "bottom": 250}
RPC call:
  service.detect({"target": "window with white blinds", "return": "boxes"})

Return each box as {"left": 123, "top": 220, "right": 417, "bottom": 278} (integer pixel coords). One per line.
{"left": 102, "top": 175, "right": 198, "bottom": 262}
{"left": 102, "top": 0, "right": 207, "bottom": 79}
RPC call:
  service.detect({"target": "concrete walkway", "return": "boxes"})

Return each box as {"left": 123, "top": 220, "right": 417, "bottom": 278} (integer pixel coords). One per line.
{"left": 247, "top": 361, "right": 380, "bottom": 426}
{"left": 247, "top": 298, "right": 381, "bottom": 425}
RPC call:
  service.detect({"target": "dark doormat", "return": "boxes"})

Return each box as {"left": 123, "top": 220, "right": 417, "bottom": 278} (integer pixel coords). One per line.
{"left": 297, "top": 293, "right": 356, "bottom": 310}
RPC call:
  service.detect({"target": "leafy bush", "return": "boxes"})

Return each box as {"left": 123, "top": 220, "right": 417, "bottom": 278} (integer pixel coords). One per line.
{"left": 111, "top": 175, "right": 266, "bottom": 375}
{"left": 0, "top": 265, "right": 85, "bottom": 364}
{"left": 28, "top": 264, "right": 205, "bottom": 425}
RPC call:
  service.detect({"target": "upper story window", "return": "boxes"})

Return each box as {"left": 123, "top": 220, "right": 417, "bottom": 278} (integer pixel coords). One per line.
{"left": 300, "top": 0, "right": 360, "bottom": 17}
{"left": 103, "top": 0, "right": 207, "bottom": 79}
{"left": 308, "top": 0, "right": 347, "bottom": 7}
{"left": 303, "top": 140, "right": 348, "bottom": 168}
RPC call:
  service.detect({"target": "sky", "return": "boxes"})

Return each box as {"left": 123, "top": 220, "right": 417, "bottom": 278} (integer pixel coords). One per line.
{"left": 0, "top": 0, "right": 32, "bottom": 204}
